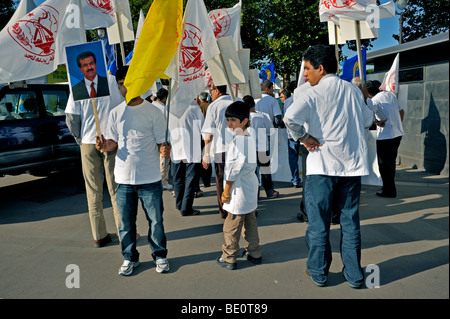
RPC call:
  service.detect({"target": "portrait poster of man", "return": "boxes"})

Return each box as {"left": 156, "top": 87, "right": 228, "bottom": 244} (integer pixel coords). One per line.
{"left": 65, "top": 41, "right": 110, "bottom": 102}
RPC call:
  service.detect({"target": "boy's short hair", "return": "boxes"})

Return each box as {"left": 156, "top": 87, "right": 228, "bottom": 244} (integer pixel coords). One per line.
{"left": 115, "top": 66, "right": 129, "bottom": 82}
{"left": 156, "top": 88, "right": 168, "bottom": 100}
{"left": 225, "top": 101, "right": 250, "bottom": 123}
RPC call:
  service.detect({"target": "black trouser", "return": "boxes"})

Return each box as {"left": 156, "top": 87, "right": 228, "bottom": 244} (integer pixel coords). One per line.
{"left": 173, "top": 161, "right": 199, "bottom": 215}
{"left": 376, "top": 136, "right": 402, "bottom": 196}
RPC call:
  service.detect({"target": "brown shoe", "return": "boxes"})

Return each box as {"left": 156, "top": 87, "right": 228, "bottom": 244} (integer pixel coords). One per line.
{"left": 94, "top": 233, "right": 117, "bottom": 248}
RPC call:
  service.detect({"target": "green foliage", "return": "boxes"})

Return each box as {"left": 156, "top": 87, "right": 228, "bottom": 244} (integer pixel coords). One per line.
{"left": 394, "top": 0, "right": 450, "bottom": 43}
{"left": 0, "top": 0, "right": 17, "bottom": 31}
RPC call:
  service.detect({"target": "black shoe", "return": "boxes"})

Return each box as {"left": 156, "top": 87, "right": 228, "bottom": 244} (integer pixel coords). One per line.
{"left": 181, "top": 209, "right": 200, "bottom": 216}
{"left": 216, "top": 256, "right": 236, "bottom": 270}
{"left": 242, "top": 250, "right": 262, "bottom": 264}
{"left": 376, "top": 190, "right": 396, "bottom": 198}
{"left": 292, "top": 183, "right": 302, "bottom": 188}
{"left": 297, "top": 213, "right": 308, "bottom": 223}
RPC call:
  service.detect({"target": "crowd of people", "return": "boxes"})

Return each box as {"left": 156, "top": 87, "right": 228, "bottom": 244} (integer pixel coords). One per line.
{"left": 65, "top": 44, "right": 404, "bottom": 288}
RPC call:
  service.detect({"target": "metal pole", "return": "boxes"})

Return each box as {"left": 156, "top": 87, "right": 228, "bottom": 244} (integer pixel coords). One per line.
{"left": 354, "top": 21, "right": 365, "bottom": 86}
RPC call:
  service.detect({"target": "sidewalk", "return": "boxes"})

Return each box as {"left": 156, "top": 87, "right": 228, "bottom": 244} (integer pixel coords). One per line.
{"left": 0, "top": 165, "right": 448, "bottom": 301}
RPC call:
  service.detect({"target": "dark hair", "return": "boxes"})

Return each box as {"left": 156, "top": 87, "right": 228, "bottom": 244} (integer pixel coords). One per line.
{"left": 212, "top": 85, "right": 227, "bottom": 95}
{"left": 115, "top": 66, "right": 129, "bottom": 82}
{"left": 242, "top": 95, "right": 255, "bottom": 108}
{"left": 261, "top": 80, "right": 273, "bottom": 91}
{"left": 302, "top": 44, "right": 337, "bottom": 74}
{"left": 366, "top": 80, "right": 381, "bottom": 96}
{"left": 76, "top": 51, "right": 96, "bottom": 68}
{"left": 156, "top": 88, "right": 168, "bottom": 100}
{"left": 225, "top": 101, "right": 250, "bottom": 124}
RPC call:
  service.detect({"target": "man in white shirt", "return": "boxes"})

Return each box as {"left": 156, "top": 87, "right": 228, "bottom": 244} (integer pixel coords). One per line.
{"left": 255, "top": 80, "right": 283, "bottom": 128}
{"left": 96, "top": 66, "right": 171, "bottom": 276}
{"left": 169, "top": 101, "right": 204, "bottom": 216}
{"left": 367, "top": 80, "right": 404, "bottom": 198}
{"left": 66, "top": 71, "right": 123, "bottom": 248}
{"left": 201, "top": 84, "right": 234, "bottom": 218}
{"left": 280, "top": 82, "right": 302, "bottom": 188}
{"left": 284, "top": 44, "right": 373, "bottom": 288}
{"left": 152, "top": 88, "right": 172, "bottom": 191}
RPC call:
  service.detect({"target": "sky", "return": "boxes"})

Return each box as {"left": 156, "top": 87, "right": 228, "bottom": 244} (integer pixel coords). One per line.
{"left": 30, "top": 0, "right": 403, "bottom": 59}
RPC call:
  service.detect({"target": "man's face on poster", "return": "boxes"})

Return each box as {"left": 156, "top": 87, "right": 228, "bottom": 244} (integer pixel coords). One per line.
{"left": 79, "top": 56, "right": 97, "bottom": 81}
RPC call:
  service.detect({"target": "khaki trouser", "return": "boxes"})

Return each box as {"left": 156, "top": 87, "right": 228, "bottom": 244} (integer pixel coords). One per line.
{"left": 80, "top": 144, "right": 120, "bottom": 241}
{"left": 221, "top": 211, "right": 261, "bottom": 263}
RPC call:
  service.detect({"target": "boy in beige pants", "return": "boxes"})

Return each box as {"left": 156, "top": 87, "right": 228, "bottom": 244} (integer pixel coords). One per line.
{"left": 217, "top": 101, "right": 262, "bottom": 270}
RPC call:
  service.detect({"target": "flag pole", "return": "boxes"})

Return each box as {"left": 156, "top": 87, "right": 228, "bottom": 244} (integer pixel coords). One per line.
{"left": 354, "top": 21, "right": 365, "bottom": 86}
{"left": 113, "top": 0, "right": 126, "bottom": 66}
{"left": 334, "top": 23, "right": 340, "bottom": 75}
{"left": 163, "top": 79, "right": 172, "bottom": 166}
{"left": 218, "top": 52, "right": 236, "bottom": 102}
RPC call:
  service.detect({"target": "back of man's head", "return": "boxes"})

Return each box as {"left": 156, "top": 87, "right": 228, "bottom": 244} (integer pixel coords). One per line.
{"left": 115, "top": 66, "right": 129, "bottom": 82}
{"left": 303, "top": 44, "right": 337, "bottom": 74}
{"left": 366, "top": 80, "right": 381, "bottom": 96}
{"left": 261, "top": 80, "right": 273, "bottom": 92}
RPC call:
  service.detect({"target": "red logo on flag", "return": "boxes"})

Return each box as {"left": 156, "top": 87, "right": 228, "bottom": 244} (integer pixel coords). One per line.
{"left": 179, "top": 23, "right": 205, "bottom": 81}
{"left": 321, "top": 0, "right": 357, "bottom": 9}
{"left": 8, "top": 5, "right": 59, "bottom": 64}
{"left": 86, "top": 0, "right": 114, "bottom": 16}
{"left": 209, "top": 9, "right": 231, "bottom": 38}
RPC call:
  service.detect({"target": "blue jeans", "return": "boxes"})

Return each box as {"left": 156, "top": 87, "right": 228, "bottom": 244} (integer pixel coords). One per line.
{"left": 116, "top": 181, "right": 167, "bottom": 262}
{"left": 288, "top": 139, "right": 301, "bottom": 185}
{"left": 305, "top": 175, "right": 363, "bottom": 286}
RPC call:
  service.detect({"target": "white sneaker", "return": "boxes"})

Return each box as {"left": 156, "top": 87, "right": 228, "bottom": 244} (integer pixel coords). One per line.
{"left": 118, "top": 260, "right": 140, "bottom": 276}
{"left": 163, "top": 184, "right": 173, "bottom": 190}
{"left": 155, "top": 257, "right": 170, "bottom": 273}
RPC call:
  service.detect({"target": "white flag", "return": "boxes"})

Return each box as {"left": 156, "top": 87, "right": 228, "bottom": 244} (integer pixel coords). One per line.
{"left": 319, "top": 0, "right": 395, "bottom": 23}
{"left": 82, "top": 0, "right": 116, "bottom": 30}
{"left": 106, "top": 0, "right": 134, "bottom": 44}
{"left": 0, "top": 0, "right": 85, "bottom": 83}
{"left": 380, "top": 53, "right": 399, "bottom": 95}
{"left": 165, "top": 0, "right": 220, "bottom": 118}
{"left": 209, "top": 0, "right": 242, "bottom": 49}
{"left": 2, "top": 0, "right": 36, "bottom": 32}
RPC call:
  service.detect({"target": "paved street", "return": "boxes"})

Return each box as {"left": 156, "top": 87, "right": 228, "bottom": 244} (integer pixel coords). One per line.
{"left": 0, "top": 166, "right": 448, "bottom": 303}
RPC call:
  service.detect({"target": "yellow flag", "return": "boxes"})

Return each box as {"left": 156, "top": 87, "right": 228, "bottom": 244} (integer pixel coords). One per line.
{"left": 124, "top": 0, "right": 183, "bottom": 103}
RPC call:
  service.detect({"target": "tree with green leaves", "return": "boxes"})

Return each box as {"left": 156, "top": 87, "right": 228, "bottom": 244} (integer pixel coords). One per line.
{"left": 393, "top": 0, "right": 450, "bottom": 43}
{"left": 0, "top": 0, "right": 16, "bottom": 31}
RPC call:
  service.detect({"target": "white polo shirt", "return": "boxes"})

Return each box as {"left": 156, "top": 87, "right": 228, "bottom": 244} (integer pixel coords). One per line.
{"left": 371, "top": 91, "right": 404, "bottom": 141}
{"left": 284, "top": 74, "right": 371, "bottom": 177}
{"left": 201, "top": 95, "right": 234, "bottom": 154}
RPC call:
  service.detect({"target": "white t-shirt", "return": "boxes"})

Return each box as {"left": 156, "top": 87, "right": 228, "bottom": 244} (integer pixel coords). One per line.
{"left": 371, "top": 91, "right": 404, "bottom": 140}
{"left": 201, "top": 95, "right": 234, "bottom": 154}
{"left": 106, "top": 100, "right": 166, "bottom": 185}
{"left": 169, "top": 103, "right": 204, "bottom": 163}
{"left": 223, "top": 135, "right": 258, "bottom": 215}
{"left": 249, "top": 112, "right": 274, "bottom": 152}
{"left": 284, "top": 74, "right": 371, "bottom": 177}
{"left": 65, "top": 74, "right": 124, "bottom": 144}
{"left": 255, "top": 93, "right": 282, "bottom": 123}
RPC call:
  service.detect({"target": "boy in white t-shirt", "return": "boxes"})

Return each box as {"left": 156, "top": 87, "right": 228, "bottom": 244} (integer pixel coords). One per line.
{"left": 96, "top": 66, "right": 171, "bottom": 276}
{"left": 216, "top": 101, "right": 262, "bottom": 270}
